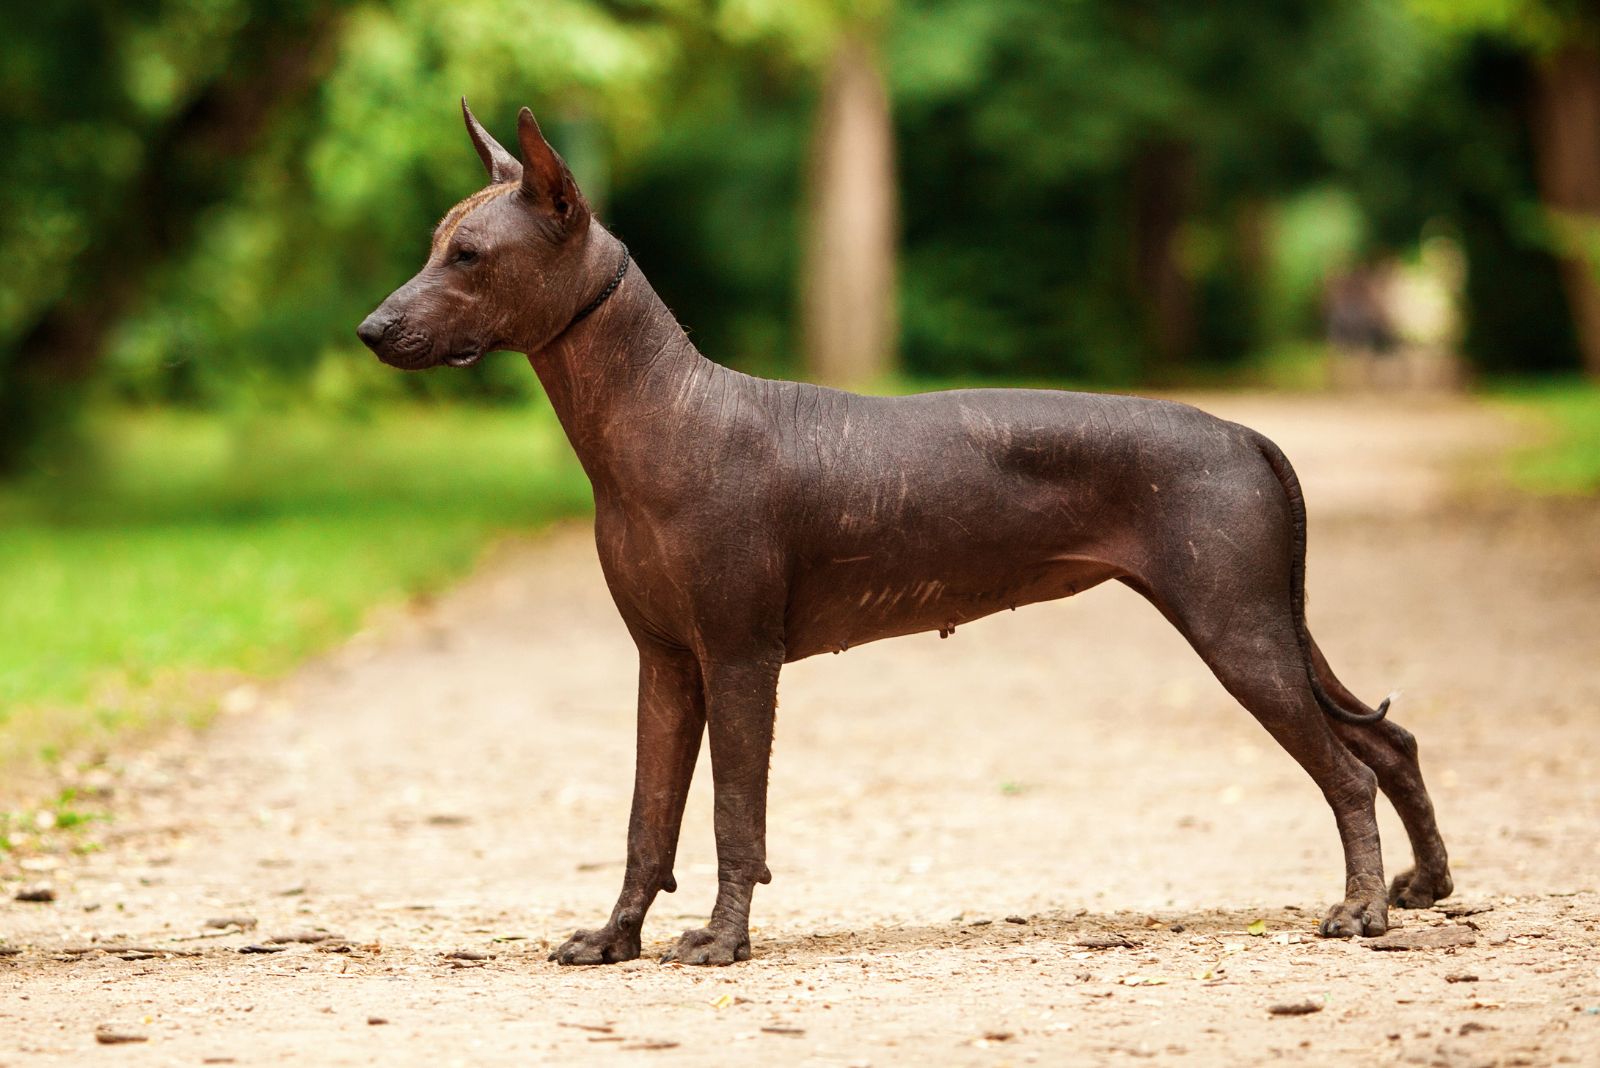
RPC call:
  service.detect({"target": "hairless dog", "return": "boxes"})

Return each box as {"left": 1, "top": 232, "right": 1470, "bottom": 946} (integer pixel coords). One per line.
{"left": 358, "top": 102, "right": 1452, "bottom": 966}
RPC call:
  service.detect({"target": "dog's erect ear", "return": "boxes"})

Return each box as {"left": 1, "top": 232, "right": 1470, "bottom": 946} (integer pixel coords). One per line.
{"left": 462, "top": 98, "right": 521, "bottom": 183}
{"left": 516, "top": 107, "right": 586, "bottom": 222}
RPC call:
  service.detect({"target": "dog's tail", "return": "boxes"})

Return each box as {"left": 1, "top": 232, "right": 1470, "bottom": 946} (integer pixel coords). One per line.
{"left": 1251, "top": 430, "right": 1391, "bottom": 726}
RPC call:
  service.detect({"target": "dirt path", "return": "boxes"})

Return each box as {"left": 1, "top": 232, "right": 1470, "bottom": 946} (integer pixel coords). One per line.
{"left": 4, "top": 393, "right": 1599, "bottom": 1067}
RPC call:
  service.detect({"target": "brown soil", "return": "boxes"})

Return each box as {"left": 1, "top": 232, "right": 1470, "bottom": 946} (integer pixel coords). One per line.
{"left": 3, "top": 393, "right": 1599, "bottom": 1067}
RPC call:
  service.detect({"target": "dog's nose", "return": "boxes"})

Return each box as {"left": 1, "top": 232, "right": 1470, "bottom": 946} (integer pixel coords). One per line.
{"left": 356, "top": 313, "right": 389, "bottom": 350}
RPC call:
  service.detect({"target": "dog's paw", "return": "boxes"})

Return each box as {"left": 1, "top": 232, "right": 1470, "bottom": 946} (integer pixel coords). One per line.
{"left": 659, "top": 925, "right": 750, "bottom": 966}
{"left": 549, "top": 924, "right": 642, "bottom": 966}
{"left": 1318, "top": 896, "right": 1389, "bottom": 939}
{"left": 1388, "top": 867, "right": 1454, "bottom": 909}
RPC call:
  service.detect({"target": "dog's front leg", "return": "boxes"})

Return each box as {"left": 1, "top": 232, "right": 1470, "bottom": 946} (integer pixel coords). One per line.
{"left": 550, "top": 640, "right": 705, "bottom": 965}
{"left": 661, "top": 653, "right": 780, "bottom": 965}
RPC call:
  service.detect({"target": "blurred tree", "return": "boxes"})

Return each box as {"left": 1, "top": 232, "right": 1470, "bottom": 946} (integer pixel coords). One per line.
{"left": 5, "top": 0, "right": 1596, "bottom": 472}
{"left": 101, "top": 0, "right": 898, "bottom": 403}
{"left": 888, "top": 0, "right": 1447, "bottom": 381}
{"left": 1130, "top": 139, "right": 1195, "bottom": 372}
{"left": 1531, "top": 43, "right": 1600, "bottom": 378}
{"left": 801, "top": 32, "right": 898, "bottom": 385}
{"left": 0, "top": 0, "right": 344, "bottom": 469}
{"left": 0, "top": 0, "right": 852, "bottom": 464}
{"left": 1411, "top": 0, "right": 1600, "bottom": 379}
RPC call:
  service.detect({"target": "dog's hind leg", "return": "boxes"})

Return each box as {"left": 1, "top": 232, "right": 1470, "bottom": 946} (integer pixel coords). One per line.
{"left": 1121, "top": 490, "right": 1388, "bottom": 936}
{"left": 1314, "top": 640, "right": 1453, "bottom": 909}
{"left": 1180, "top": 611, "right": 1389, "bottom": 937}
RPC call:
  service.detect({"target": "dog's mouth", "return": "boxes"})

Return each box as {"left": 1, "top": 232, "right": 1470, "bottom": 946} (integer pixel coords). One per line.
{"left": 443, "top": 349, "right": 484, "bottom": 368}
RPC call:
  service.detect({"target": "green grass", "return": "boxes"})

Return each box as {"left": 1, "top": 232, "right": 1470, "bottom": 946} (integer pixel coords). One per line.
{"left": 1496, "top": 378, "right": 1600, "bottom": 495}
{"left": 0, "top": 402, "right": 590, "bottom": 771}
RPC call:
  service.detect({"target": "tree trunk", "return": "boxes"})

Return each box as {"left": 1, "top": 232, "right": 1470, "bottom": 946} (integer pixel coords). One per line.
{"left": 1131, "top": 140, "right": 1196, "bottom": 376}
{"left": 0, "top": 9, "right": 340, "bottom": 471}
{"left": 1530, "top": 42, "right": 1600, "bottom": 380}
{"left": 1233, "top": 195, "right": 1273, "bottom": 349}
{"left": 801, "top": 35, "right": 898, "bottom": 387}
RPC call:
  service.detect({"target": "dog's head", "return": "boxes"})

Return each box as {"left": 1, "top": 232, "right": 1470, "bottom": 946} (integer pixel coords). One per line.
{"left": 357, "top": 102, "right": 594, "bottom": 370}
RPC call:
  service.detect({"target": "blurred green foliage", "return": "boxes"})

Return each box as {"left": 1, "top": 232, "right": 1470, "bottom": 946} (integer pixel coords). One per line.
{"left": 887, "top": 0, "right": 1444, "bottom": 379}
{"left": 2, "top": 0, "right": 1594, "bottom": 431}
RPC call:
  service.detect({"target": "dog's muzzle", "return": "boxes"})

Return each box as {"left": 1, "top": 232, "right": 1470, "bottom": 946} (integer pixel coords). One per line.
{"left": 357, "top": 314, "right": 441, "bottom": 370}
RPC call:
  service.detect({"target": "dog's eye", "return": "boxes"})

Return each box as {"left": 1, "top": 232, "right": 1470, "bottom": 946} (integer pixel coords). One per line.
{"left": 453, "top": 247, "right": 479, "bottom": 266}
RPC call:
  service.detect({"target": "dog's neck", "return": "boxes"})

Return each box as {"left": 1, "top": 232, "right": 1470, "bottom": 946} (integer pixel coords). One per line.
{"left": 524, "top": 228, "right": 718, "bottom": 489}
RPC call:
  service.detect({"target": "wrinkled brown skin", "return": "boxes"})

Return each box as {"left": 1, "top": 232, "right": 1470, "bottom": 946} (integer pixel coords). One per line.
{"left": 358, "top": 103, "right": 1453, "bottom": 967}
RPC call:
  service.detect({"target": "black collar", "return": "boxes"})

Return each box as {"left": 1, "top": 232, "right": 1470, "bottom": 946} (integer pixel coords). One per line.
{"left": 567, "top": 243, "right": 630, "bottom": 328}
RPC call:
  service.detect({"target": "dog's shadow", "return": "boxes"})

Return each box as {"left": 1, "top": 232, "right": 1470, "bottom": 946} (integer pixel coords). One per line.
{"left": 4, "top": 906, "right": 1352, "bottom": 974}
{"left": 744, "top": 904, "right": 1322, "bottom": 963}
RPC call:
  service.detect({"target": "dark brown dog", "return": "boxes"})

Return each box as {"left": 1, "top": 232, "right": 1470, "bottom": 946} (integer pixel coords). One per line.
{"left": 358, "top": 102, "right": 1452, "bottom": 966}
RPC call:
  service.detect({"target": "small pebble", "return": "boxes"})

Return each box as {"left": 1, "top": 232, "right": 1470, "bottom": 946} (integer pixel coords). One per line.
{"left": 1076, "top": 933, "right": 1136, "bottom": 949}
{"left": 94, "top": 1027, "right": 148, "bottom": 1045}
{"left": 267, "top": 931, "right": 342, "bottom": 945}
{"left": 367, "top": 1016, "right": 389, "bottom": 1026}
